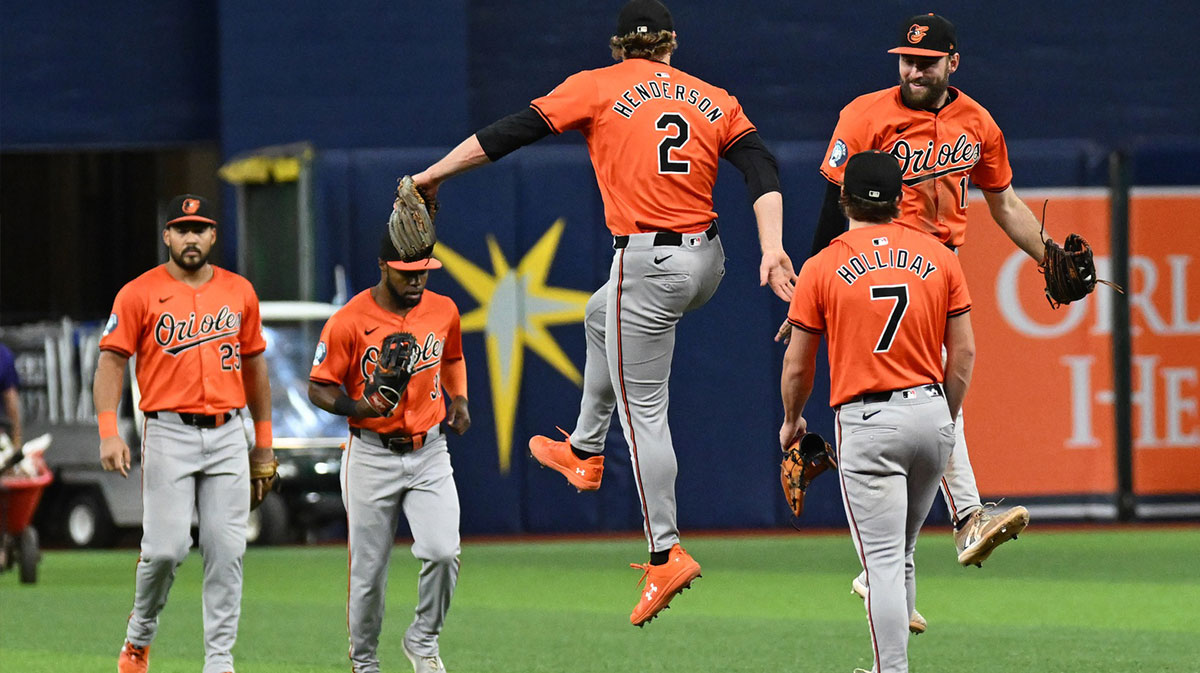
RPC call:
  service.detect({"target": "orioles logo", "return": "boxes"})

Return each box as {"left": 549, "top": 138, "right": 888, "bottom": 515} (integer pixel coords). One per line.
{"left": 907, "top": 24, "right": 930, "bottom": 44}
{"left": 182, "top": 198, "right": 201, "bottom": 214}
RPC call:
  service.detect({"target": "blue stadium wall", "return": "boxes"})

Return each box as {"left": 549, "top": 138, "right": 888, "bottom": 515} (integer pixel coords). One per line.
{"left": 3, "top": 2, "right": 1197, "bottom": 151}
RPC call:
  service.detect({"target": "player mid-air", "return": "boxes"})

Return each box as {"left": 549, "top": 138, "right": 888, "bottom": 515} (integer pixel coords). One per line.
{"left": 403, "top": 0, "right": 794, "bottom": 627}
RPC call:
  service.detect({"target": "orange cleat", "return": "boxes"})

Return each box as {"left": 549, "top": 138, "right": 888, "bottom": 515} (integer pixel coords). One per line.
{"left": 117, "top": 641, "right": 150, "bottom": 673}
{"left": 528, "top": 427, "right": 604, "bottom": 491}
{"left": 629, "top": 544, "right": 702, "bottom": 626}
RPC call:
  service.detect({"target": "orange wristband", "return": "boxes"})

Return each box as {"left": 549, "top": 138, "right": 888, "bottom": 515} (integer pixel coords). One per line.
{"left": 98, "top": 411, "right": 119, "bottom": 439}
{"left": 254, "top": 420, "right": 273, "bottom": 448}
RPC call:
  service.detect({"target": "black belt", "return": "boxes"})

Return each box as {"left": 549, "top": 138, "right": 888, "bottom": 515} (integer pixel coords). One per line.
{"left": 350, "top": 427, "right": 427, "bottom": 454}
{"left": 849, "top": 384, "right": 944, "bottom": 406}
{"left": 145, "top": 411, "right": 233, "bottom": 428}
{"left": 613, "top": 221, "right": 718, "bottom": 249}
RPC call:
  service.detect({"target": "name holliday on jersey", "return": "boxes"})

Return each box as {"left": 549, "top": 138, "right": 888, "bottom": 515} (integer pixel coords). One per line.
{"left": 888, "top": 134, "right": 980, "bottom": 184}
{"left": 154, "top": 306, "right": 242, "bottom": 355}
{"left": 835, "top": 248, "right": 938, "bottom": 286}
{"left": 359, "top": 332, "right": 444, "bottom": 380}
{"left": 611, "top": 78, "right": 724, "bottom": 122}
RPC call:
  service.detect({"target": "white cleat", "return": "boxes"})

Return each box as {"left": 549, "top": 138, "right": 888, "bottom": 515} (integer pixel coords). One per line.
{"left": 955, "top": 504, "right": 1030, "bottom": 567}
{"left": 402, "top": 639, "right": 447, "bottom": 673}
{"left": 851, "top": 571, "right": 927, "bottom": 634}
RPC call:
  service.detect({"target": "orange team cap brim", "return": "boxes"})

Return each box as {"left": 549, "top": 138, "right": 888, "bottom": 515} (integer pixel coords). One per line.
{"left": 165, "top": 215, "right": 218, "bottom": 227}
{"left": 888, "top": 46, "right": 951, "bottom": 57}
{"left": 386, "top": 257, "right": 443, "bottom": 271}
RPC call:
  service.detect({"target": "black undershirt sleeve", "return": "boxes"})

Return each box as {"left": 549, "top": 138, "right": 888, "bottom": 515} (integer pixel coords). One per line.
{"left": 721, "top": 132, "right": 781, "bottom": 204}
{"left": 809, "top": 179, "right": 847, "bottom": 257}
{"left": 476, "top": 107, "right": 554, "bottom": 162}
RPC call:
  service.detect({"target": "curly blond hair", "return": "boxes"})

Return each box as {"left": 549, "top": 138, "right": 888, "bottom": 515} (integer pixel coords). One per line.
{"left": 610, "top": 29, "right": 677, "bottom": 61}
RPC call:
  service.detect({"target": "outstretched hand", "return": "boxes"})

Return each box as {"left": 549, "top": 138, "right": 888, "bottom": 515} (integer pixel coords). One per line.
{"left": 410, "top": 171, "right": 440, "bottom": 204}
{"left": 760, "top": 250, "right": 796, "bottom": 302}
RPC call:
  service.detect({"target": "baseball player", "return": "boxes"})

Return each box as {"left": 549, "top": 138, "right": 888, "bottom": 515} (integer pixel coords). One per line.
{"left": 409, "top": 0, "right": 794, "bottom": 627}
{"left": 0, "top": 341, "right": 22, "bottom": 452}
{"left": 308, "top": 235, "right": 469, "bottom": 673}
{"left": 787, "top": 14, "right": 1033, "bottom": 577}
{"left": 94, "top": 194, "right": 275, "bottom": 673}
{"left": 781, "top": 150, "right": 975, "bottom": 673}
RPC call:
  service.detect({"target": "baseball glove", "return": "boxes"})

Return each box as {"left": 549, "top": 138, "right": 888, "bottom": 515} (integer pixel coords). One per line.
{"left": 780, "top": 432, "right": 837, "bottom": 518}
{"left": 1039, "top": 234, "right": 1108, "bottom": 308}
{"left": 362, "top": 331, "right": 419, "bottom": 416}
{"left": 249, "top": 454, "right": 279, "bottom": 511}
{"left": 388, "top": 176, "right": 438, "bottom": 261}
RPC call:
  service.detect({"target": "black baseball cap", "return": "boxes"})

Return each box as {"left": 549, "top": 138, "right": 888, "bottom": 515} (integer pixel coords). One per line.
{"left": 888, "top": 13, "right": 957, "bottom": 57}
{"left": 616, "top": 0, "right": 673, "bottom": 37}
{"left": 843, "top": 151, "right": 903, "bottom": 203}
{"left": 379, "top": 233, "right": 442, "bottom": 271}
{"left": 164, "top": 194, "right": 217, "bottom": 228}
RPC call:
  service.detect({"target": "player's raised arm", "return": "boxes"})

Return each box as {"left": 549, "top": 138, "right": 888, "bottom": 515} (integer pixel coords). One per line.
{"left": 413, "top": 107, "right": 556, "bottom": 201}
{"left": 982, "top": 186, "right": 1047, "bottom": 263}
{"left": 93, "top": 349, "right": 131, "bottom": 477}
{"left": 723, "top": 132, "right": 794, "bottom": 301}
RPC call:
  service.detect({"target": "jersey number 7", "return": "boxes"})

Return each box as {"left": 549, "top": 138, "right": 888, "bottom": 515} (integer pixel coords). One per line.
{"left": 870, "top": 284, "right": 909, "bottom": 353}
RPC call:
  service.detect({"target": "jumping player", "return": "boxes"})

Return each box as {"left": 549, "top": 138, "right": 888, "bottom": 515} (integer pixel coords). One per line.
{"left": 409, "top": 0, "right": 793, "bottom": 627}
{"left": 308, "top": 235, "right": 469, "bottom": 673}
{"left": 781, "top": 150, "right": 975, "bottom": 673}
{"left": 95, "top": 194, "right": 274, "bottom": 673}
{"left": 787, "top": 13, "right": 1031, "bottom": 572}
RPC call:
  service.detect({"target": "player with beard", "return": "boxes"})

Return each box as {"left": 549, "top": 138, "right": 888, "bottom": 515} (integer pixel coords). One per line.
{"left": 309, "top": 234, "right": 468, "bottom": 673}
{"left": 782, "top": 13, "right": 1045, "bottom": 632}
{"left": 96, "top": 194, "right": 274, "bottom": 673}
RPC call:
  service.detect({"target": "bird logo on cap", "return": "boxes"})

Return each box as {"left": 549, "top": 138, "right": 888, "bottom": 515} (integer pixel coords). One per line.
{"left": 907, "top": 24, "right": 930, "bottom": 44}
{"left": 182, "top": 198, "right": 201, "bottom": 214}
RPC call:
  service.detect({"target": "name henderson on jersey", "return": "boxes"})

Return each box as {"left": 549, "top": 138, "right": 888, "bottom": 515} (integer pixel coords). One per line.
{"left": 834, "top": 244, "right": 939, "bottom": 286}
{"left": 610, "top": 76, "right": 725, "bottom": 122}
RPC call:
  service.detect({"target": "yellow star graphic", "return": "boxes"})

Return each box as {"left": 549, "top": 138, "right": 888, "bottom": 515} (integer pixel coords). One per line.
{"left": 436, "top": 218, "right": 592, "bottom": 472}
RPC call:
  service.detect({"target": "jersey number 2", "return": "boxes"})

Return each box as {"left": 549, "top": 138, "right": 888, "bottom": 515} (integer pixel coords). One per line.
{"left": 870, "top": 284, "right": 909, "bottom": 353}
{"left": 656, "top": 113, "right": 690, "bottom": 174}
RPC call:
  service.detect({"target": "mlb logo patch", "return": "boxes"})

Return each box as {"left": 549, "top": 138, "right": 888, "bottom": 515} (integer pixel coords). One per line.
{"left": 872, "top": 237, "right": 889, "bottom": 246}
{"left": 902, "top": 390, "right": 917, "bottom": 399}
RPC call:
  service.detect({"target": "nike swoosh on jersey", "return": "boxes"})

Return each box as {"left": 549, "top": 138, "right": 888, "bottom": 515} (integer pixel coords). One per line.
{"left": 158, "top": 296, "right": 173, "bottom": 303}
{"left": 654, "top": 255, "right": 673, "bottom": 264}
{"left": 862, "top": 410, "right": 882, "bottom": 420}
{"left": 364, "top": 326, "right": 379, "bottom": 335}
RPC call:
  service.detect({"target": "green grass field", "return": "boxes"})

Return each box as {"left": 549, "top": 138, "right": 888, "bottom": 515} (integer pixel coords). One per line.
{"left": 2, "top": 528, "right": 1198, "bottom": 672}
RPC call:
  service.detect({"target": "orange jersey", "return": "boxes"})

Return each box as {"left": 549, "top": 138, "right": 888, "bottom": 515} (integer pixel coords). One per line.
{"left": 99, "top": 265, "right": 267, "bottom": 414}
{"left": 788, "top": 224, "right": 971, "bottom": 407}
{"left": 530, "top": 57, "right": 757, "bottom": 236}
{"left": 820, "top": 86, "right": 1012, "bottom": 248}
{"left": 309, "top": 288, "right": 463, "bottom": 435}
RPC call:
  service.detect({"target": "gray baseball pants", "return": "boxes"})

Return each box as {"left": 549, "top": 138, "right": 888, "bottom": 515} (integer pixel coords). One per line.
{"left": 126, "top": 412, "right": 249, "bottom": 673}
{"left": 570, "top": 226, "right": 724, "bottom": 553}
{"left": 837, "top": 385, "right": 955, "bottom": 673}
{"left": 342, "top": 425, "right": 460, "bottom": 673}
